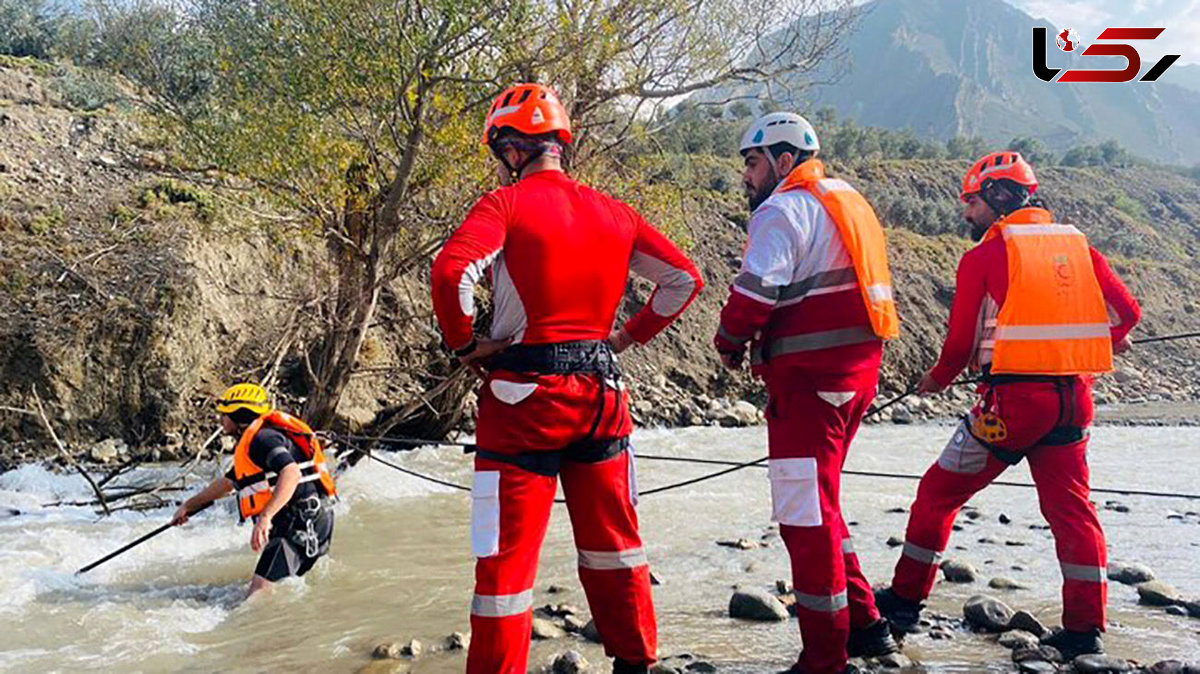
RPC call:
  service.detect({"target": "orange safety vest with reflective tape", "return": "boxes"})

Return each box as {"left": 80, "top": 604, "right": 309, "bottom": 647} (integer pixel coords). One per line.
{"left": 776, "top": 159, "right": 900, "bottom": 340}
{"left": 982, "top": 207, "right": 1112, "bottom": 375}
{"left": 232, "top": 410, "right": 337, "bottom": 521}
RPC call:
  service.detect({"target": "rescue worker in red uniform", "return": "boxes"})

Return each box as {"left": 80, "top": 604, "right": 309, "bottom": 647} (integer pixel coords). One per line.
{"left": 875, "top": 152, "right": 1142, "bottom": 658}
{"left": 714, "top": 112, "right": 902, "bottom": 673}
{"left": 431, "top": 83, "right": 703, "bottom": 674}
{"left": 171, "top": 383, "right": 337, "bottom": 596}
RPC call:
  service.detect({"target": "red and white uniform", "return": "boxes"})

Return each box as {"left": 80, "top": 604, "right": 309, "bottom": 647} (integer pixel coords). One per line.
{"left": 432, "top": 168, "right": 702, "bottom": 673}
{"left": 890, "top": 207, "right": 1141, "bottom": 633}
{"left": 715, "top": 181, "right": 885, "bottom": 674}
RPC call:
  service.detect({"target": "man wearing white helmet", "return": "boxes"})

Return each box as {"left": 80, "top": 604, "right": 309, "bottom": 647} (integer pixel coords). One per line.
{"left": 714, "top": 112, "right": 902, "bottom": 673}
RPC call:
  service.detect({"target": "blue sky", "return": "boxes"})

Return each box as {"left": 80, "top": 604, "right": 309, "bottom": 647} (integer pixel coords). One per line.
{"left": 1010, "top": 0, "right": 1199, "bottom": 65}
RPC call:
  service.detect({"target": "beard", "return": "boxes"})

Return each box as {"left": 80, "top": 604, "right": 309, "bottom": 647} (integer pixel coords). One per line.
{"left": 745, "top": 176, "right": 780, "bottom": 212}
{"left": 966, "top": 215, "right": 990, "bottom": 242}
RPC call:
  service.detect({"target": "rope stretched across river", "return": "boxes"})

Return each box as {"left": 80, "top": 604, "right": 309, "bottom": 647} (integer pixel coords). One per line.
{"left": 327, "top": 328, "right": 1200, "bottom": 501}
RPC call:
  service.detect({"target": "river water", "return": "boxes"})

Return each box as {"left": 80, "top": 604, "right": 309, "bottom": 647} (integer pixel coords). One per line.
{"left": 2, "top": 424, "right": 1198, "bottom": 672}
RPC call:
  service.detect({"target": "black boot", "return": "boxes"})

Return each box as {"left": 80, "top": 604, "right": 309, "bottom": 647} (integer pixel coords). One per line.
{"left": 613, "top": 658, "right": 649, "bottom": 674}
{"left": 847, "top": 618, "right": 901, "bottom": 657}
{"left": 1040, "top": 627, "right": 1104, "bottom": 658}
{"left": 873, "top": 587, "right": 924, "bottom": 634}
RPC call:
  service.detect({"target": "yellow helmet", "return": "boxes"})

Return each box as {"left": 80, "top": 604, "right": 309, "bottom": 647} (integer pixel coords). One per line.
{"left": 215, "top": 383, "right": 272, "bottom": 416}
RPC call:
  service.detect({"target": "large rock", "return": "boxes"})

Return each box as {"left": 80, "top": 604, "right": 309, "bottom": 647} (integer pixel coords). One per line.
{"left": 997, "top": 630, "right": 1040, "bottom": 650}
{"left": 941, "top": 559, "right": 979, "bottom": 583}
{"left": 1143, "top": 661, "right": 1200, "bottom": 674}
{"left": 440, "top": 632, "right": 468, "bottom": 651}
{"left": 1012, "top": 645, "right": 1063, "bottom": 664}
{"left": 1107, "top": 561, "right": 1154, "bottom": 585}
{"left": 988, "top": 577, "right": 1027, "bottom": 590}
{"left": 88, "top": 438, "right": 125, "bottom": 463}
{"left": 963, "top": 594, "right": 1014, "bottom": 632}
{"left": 532, "top": 617, "right": 568, "bottom": 640}
{"left": 729, "top": 588, "right": 789, "bottom": 621}
{"left": 1137, "top": 580, "right": 1182, "bottom": 606}
{"left": 1184, "top": 600, "right": 1200, "bottom": 618}
{"left": 1007, "top": 610, "right": 1048, "bottom": 637}
{"left": 1072, "top": 654, "right": 1133, "bottom": 673}
{"left": 551, "top": 650, "right": 590, "bottom": 674}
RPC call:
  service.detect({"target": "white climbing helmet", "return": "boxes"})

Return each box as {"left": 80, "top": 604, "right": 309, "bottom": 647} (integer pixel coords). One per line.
{"left": 738, "top": 112, "right": 820, "bottom": 156}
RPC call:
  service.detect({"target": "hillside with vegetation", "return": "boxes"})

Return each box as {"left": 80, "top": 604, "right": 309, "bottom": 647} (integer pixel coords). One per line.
{"left": 2, "top": 1, "right": 1199, "bottom": 469}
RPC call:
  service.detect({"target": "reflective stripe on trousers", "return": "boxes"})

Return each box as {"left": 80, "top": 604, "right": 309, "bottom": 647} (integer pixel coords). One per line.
{"left": 902, "top": 541, "right": 942, "bottom": 565}
{"left": 1061, "top": 563, "right": 1107, "bottom": 583}
{"left": 578, "top": 547, "right": 648, "bottom": 570}
{"left": 793, "top": 589, "right": 849, "bottom": 613}
{"left": 471, "top": 589, "right": 534, "bottom": 618}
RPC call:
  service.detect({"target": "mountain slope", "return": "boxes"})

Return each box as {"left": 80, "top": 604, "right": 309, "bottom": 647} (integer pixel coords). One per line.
{"left": 709, "top": 0, "right": 1200, "bottom": 165}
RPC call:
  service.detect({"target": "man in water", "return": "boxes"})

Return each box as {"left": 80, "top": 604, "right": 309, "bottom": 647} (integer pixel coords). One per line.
{"left": 171, "top": 383, "right": 336, "bottom": 595}
{"left": 431, "top": 83, "right": 702, "bottom": 674}
{"left": 714, "top": 112, "right": 901, "bottom": 673}
{"left": 875, "top": 152, "right": 1141, "bottom": 658}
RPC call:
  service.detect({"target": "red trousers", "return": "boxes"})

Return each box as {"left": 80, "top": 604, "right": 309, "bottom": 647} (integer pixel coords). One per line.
{"left": 767, "top": 386, "right": 882, "bottom": 674}
{"left": 466, "top": 450, "right": 655, "bottom": 673}
{"left": 891, "top": 378, "right": 1107, "bottom": 631}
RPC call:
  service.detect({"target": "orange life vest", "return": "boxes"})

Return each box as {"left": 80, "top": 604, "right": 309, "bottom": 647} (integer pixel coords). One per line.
{"left": 776, "top": 159, "right": 900, "bottom": 339}
{"left": 983, "top": 207, "right": 1113, "bottom": 375}
{"left": 232, "top": 410, "right": 337, "bottom": 521}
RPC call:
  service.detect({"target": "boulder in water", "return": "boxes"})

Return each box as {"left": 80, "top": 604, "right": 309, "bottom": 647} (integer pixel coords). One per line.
{"left": 1072, "top": 654, "right": 1133, "bottom": 673}
{"left": 89, "top": 438, "right": 126, "bottom": 463}
{"left": 650, "top": 571, "right": 664, "bottom": 586}
{"left": 997, "top": 630, "right": 1039, "bottom": 650}
{"left": 885, "top": 536, "right": 903, "bottom": 547}
{"left": 441, "top": 632, "right": 468, "bottom": 651}
{"left": 532, "top": 618, "right": 568, "bottom": 640}
{"left": 1007, "top": 610, "right": 1048, "bottom": 637}
{"left": 729, "top": 588, "right": 789, "bottom": 621}
{"left": 1016, "top": 661, "right": 1057, "bottom": 674}
{"left": 401, "top": 639, "right": 422, "bottom": 658}
{"left": 941, "top": 559, "right": 978, "bottom": 583}
{"left": 988, "top": 577, "right": 1026, "bottom": 590}
{"left": 1143, "top": 661, "right": 1200, "bottom": 674}
{"left": 775, "top": 579, "right": 792, "bottom": 594}
{"left": 1165, "top": 605, "right": 1188, "bottom": 616}
{"left": 1107, "top": 561, "right": 1154, "bottom": 585}
{"left": 1137, "top": 580, "right": 1182, "bottom": 606}
{"left": 999, "top": 513, "right": 1012, "bottom": 524}
{"left": 1183, "top": 600, "right": 1200, "bottom": 619}
{"left": 551, "top": 650, "right": 590, "bottom": 674}
{"left": 1012, "top": 645, "right": 1063, "bottom": 664}
{"left": 372, "top": 643, "right": 404, "bottom": 660}
{"left": 963, "top": 594, "right": 1014, "bottom": 632}
{"left": 562, "top": 615, "right": 588, "bottom": 633}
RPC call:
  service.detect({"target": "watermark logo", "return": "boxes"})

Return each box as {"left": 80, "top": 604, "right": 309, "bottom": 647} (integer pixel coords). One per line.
{"left": 1033, "top": 27, "right": 1181, "bottom": 83}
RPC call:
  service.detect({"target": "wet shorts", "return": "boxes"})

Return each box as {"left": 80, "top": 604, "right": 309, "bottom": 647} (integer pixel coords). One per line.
{"left": 254, "top": 506, "right": 334, "bottom": 582}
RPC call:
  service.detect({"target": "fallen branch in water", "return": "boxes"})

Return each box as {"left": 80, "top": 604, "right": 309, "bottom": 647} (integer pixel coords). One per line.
{"left": 30, "top": 386, "right": 110, "bottom": 516}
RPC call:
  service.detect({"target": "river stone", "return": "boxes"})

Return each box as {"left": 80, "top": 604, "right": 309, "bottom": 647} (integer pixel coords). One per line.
{"left": 650, "top": 571, "right": 664, "bottom": 585}
{"left": 775, "top": 579, "right": 792, "bottom": 594}
{"left": 989, "top": 577, "right": 1027, "bottom": 590}
{"left": 1072, "top": 654, "right": 1132, "bottom": 673}
{"left": 999, "top": 513, "right": 1012, "bottom": 524}
{"left": 885, "top": 535, "right": 903, "bottom": 547}
{"left": 886, "top": 507, "right": 907, "bottom": 513}
{"left": 941, "top": 559, "right": 979, "bottom": 583}
{"left": 1016, "top": 661, "right": 1057, "bottom": 674}
{"left": 997, "top": 630, "right": 1039, "bottom": 650}
{"left": 1107, "top": 561, "right": 1155, "bottom": 585}
{"left": 1137, "top": 580, "right": 1182, "bottom": 606}
{"left": 1007, "top": 610, "right": 1048, "bottom": 637}
{"left": 964, "top": 509, "right": 984, "bottom": 520}
{"left": 562, "top": 615, "right": 587, "bottom": 633}
{"left": 963, "top": 594, "right": 1014, "bottom": 632}
{"left": 357, "top": 662, "right": 411, "bottom": 674}
{"left": 89, "top": 438, "right": 125, "bottom": 463}
{"left": 372, "top": 643, "right": 404, "bottom": 660}
{"left": 441, "top": 632, "right": 468, "bottom": 651}
{"left": 400, "top": 639, "right": 422, "bottom": 658}
{"left": 1143, "top": 661, "right": 1200, "bottom": 674}
{"left": 717, "top": 538, "right": 761, "bottom": 550}
{"left": 891, "top": 407, "right": 914, "bottom": 424}
{"left": 729, "top": 588, "right": 789, "bottom": 621}
{"left": 552, "top": 650, "right": 590, "bottom": 674}
{"left": 1012, "top": 645, "right": 1063, "bottom": 664}
{"left": 1184, "top": 600, "right": 1200, "bottom": 618}
{"left": 1165, "top": 605, "right": 1189, "bottom": 616}
{"left": 581, "top": 619, "right": 601, "bottom": 643}
{"left": 532, "top": 617, "right": 568, "bottom": 639}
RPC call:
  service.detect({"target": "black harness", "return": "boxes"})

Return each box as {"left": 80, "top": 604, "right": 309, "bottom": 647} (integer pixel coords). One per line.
{"left": 471, "top": 340, "right": 628, "bottom": 477}
{"left": 969, "top": 370, "right": 1088, "bottom": 465}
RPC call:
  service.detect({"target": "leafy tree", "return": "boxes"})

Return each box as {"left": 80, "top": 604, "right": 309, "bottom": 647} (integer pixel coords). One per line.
{"left": 0, "top": 0, "right": 66, "bottom": 58}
